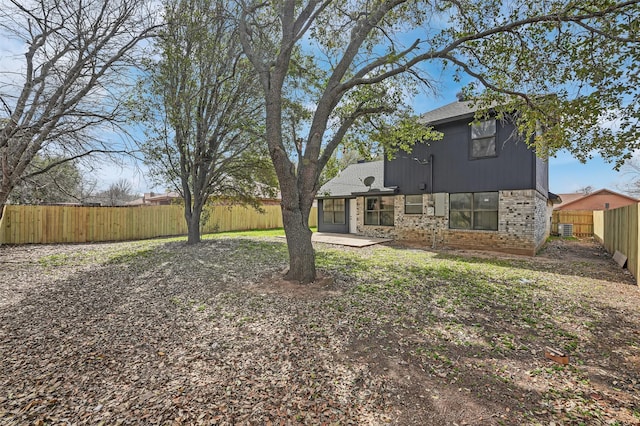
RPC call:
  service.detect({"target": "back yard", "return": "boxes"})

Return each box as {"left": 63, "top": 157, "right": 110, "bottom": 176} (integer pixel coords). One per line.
{"left": 0, "top": 233, "right": 639, "bottom": 425}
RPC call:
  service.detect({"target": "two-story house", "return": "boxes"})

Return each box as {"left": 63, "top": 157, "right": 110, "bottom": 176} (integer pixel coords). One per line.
{"left": 316, "top": 99, "right": 554, "bottom": 255}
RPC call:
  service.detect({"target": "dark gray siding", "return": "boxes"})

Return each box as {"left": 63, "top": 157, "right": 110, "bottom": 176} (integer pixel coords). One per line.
{"left": 317, "top": 198, "right": 350, "bottom": 233}
{"left": 384, "top": 119, "right": 541, "bottom": 194}
{"left": 535, "top": 156, "right": 549, "bottom": 195}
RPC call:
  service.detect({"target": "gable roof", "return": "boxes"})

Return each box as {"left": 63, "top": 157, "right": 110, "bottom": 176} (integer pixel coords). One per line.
{"left": 419, "top": 100, "right": 477, "bottom": 125}
{"left": 555, "top": 189, "right": 638, "bottom": 210}
{"left": 419, "top": 98, "right": 508, "bottom": 127}
{"left": 554, "top": 192, "right": 586, "bottom": 209}
{"left": 317, "top": 161, "right": 394, "bottom": 198}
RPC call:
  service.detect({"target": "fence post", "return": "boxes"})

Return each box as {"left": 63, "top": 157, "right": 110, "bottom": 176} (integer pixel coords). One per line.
{"left": 0, "top": 205, "right": 5, "bottom": 244}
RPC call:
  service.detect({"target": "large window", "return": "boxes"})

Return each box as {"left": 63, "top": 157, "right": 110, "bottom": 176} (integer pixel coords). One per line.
{"left": 323, "top": 199, "right": 345, "bottom": 224}
{"left": 404, "top": 195, "right": 423, "bottom": 214}
{"left": 365, "top": 196, "right": 394, "bottom": 226}
{"left": 470, "top": 119, "right": 496, "bottom": 158}
{"left": 449, "top": 192, "right": 498, "bottom": 231}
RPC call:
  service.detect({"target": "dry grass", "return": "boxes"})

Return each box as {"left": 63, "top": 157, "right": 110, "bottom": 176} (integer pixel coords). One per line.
{"left": 0, "top": 234, "right": 639, "bottom": 425}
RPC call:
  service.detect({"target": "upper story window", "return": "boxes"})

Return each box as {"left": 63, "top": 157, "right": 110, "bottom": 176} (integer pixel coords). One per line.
{"left": 365, "top": 196, "right": 394, "bottom": 226}
{"left": 449, "top": 192, "right": 498, "bottom": 231}
{"left": 323, "top": 199, "right": 345, "bottom": 224}
{"left": 470, "top": 119, "right": 496, "bottom": 159}
{"left": 404, "top": 195, "right": 423, "bottom": 214}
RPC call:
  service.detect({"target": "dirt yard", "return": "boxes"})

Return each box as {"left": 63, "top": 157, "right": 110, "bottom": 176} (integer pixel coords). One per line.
{"left": 0, "top": 235, "right": 639, "bottom": 425}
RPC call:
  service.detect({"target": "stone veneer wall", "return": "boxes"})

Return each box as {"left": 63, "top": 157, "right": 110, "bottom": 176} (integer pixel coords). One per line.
{"left": 535, "top": 190, "right": 552, "bottom": 250}
{"left": 357, "top": 190, "right": 549, "bottom": 256}
{"left": 357, "top": 194, "right": 448, "bottom": 246}
{"left": 443, "top": 189, "right": 544, "bottom": 255}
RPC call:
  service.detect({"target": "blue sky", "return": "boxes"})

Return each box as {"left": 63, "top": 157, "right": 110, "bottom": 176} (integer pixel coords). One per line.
{"left": 547, "top": 151, "right": 628, "bottom": 194}
{"left": 93, "top": 87, "right": 631, "bottom": 196}
{"left": 2, "top": 14, "right": 630, "bottom": 198}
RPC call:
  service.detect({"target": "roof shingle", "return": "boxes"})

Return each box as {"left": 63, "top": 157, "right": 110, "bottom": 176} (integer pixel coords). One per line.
{"left": 317, "top": 161, "right": 393, "bottom": 198}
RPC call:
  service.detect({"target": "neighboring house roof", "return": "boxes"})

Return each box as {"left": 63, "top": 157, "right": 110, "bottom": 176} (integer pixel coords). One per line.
{"left": 146, "top": 191, "right": 181, "bottom": 203}
{"left": 130, "top": 187, "right": 282, "bottom": 206}
{"left": 554, "top": 192, "right": 585, "bottom": 208}
{"left": 554, "top": 189, "right": 638, "bottom": 211}
{"left": 317, "top": 161, "right": 394, "bottom": 198}
{"left": 253, "top": 182, "right": 281, "bottom": 201}
{"left": 125, "top": 197, "right": 146, "bottom": 206}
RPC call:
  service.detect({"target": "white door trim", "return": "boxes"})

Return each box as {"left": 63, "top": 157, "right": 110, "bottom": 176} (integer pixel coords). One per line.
{"left": 349, "top": 198, "right": 358, "bottom": 234}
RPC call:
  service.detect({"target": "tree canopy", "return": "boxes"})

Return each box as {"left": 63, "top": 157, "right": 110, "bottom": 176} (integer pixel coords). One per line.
{"left": 137, "top": 0, "right": 275, "bottom": 243}
{"left": 8, "top": 156, "right": 92, "bottom": 204}
{"left": 235, "top": 0, "right": 639, "bottom": 282}
{"left": 0, "top": 0, "right": 159, "bottom": 219}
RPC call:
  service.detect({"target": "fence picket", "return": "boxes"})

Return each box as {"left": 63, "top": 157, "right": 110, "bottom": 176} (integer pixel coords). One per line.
{"left": 552, "top": 210, "right": 594, "bottom": 237}
{"left": 0, "top": 204, "right": 318, "bottom": 245}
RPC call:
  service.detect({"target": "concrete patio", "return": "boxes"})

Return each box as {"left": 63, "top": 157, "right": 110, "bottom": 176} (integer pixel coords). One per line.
{"left": 311, "top": 232, "right": 391, "bottom": 247}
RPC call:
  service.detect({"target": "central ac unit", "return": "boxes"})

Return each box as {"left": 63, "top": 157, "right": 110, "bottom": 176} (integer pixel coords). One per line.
{"left": 557, "top": 223, "right": 573, "bottom": 237}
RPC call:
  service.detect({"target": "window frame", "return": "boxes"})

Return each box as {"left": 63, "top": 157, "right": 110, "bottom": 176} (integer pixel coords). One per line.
{"left": 449, "top": 192, "right": 498, "bottom": 231}
{"left": 470, "top": 119, "right": 497, "bottom": 159}
{"left": 364, "top": 196, "right": 395, "bottom": 226}
{"left": 322, "top": 198, "right": 346, "bottom": 225}
{"left": 404, "top": 194, "right": 423, "bottom": 215}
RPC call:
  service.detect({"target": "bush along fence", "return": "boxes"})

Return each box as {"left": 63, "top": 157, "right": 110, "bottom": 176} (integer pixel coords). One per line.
{"left": 0, "top": 204, "right": 318, "bottom": 245}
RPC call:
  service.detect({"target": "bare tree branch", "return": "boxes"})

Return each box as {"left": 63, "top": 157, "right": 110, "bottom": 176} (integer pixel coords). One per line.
{"left": 0, "top": 0, "right": 160, "bottom": 217}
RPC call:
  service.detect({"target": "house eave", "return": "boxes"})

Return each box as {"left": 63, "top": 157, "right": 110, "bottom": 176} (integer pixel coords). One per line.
{"left": 420, "top": 112, "right": 476, "bottom": 127}
{"left": 316, "top": 194, "right": 357, "bottom": 200}
{"left": 350, "top": 188, "right": 398, "bottom": 196}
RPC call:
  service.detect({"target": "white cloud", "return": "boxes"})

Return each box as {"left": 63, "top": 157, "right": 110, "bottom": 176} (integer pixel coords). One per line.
{"left": 598, "top": 109, "right": 624, "bottom": 132}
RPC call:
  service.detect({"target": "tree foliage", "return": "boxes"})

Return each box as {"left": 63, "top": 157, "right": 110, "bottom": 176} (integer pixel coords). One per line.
{"left": 437, "top": 1, "right": 639, "bottom": 167}
{"left": 235, "top": 0, "right": 639, "bottom": 282}
{"left": 8, "top": 156, "right": 95, "bottom": 204}
{"left": 0, "top": 0, "right": 159, "bottom": 219}
{"left": 94, "top": 178, "right": 137, "bottom": 206}
{"left": 137, "top": 0, "right": 274, "bottom": 243}
{"left": 319, "top": 149, "right": 367, "bottom": 187}
{"left": 617, "top": 158, "right": 640, "bottom": 197}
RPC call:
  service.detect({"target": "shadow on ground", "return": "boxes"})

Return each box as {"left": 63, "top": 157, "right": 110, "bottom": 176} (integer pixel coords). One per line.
{"left": 0, "top": 237, "right": 638, "bottom": 425}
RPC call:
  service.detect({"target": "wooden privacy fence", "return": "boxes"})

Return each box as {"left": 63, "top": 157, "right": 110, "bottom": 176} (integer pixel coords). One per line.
{"left": 593, "top": 204, "right": 640, "bottom": 283}
{"left": 552, "top": 210, "right": 594, "bottom": 237}
{"left": 0, "top": 204, "right": 318, "bottom": 245}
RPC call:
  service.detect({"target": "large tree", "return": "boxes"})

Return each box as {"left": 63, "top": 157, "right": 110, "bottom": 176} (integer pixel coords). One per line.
{"left": 138, "top": 0, "right": 273, "bottom": 244}
{"left": 0, "top": 0, "right": 159, "bottom": 220}
{"left": 236, "top": 0, "right": 639, "bottom": 283}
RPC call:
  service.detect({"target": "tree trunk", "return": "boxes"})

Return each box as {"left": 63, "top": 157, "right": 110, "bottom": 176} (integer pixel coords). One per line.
{"left": 257, "top": 58, "right": 318, "bottom": 283}
{"left": 282, "top": 203, "right": 315, "bottom": 283}
{"left": 0, "top": 168, "right": 15, "bottom": 222}
{"left": 185, "top": 203, "right": 202, "bottom": 245}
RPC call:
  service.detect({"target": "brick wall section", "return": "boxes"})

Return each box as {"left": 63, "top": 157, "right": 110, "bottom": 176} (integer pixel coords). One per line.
{"left": 357, "top": 190, "right": 549, "bottom": 256}
{"left": 444, "top": 190, "right": 546, "bottom": 255}
{"left": 535, "top": 191, "right": 553, "bottom": 249}
{"left": 393, "top": 194, "right": 448, "bottom": 246}
{"left": 355, "top": 196, "right": 397, "bottom": 238}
